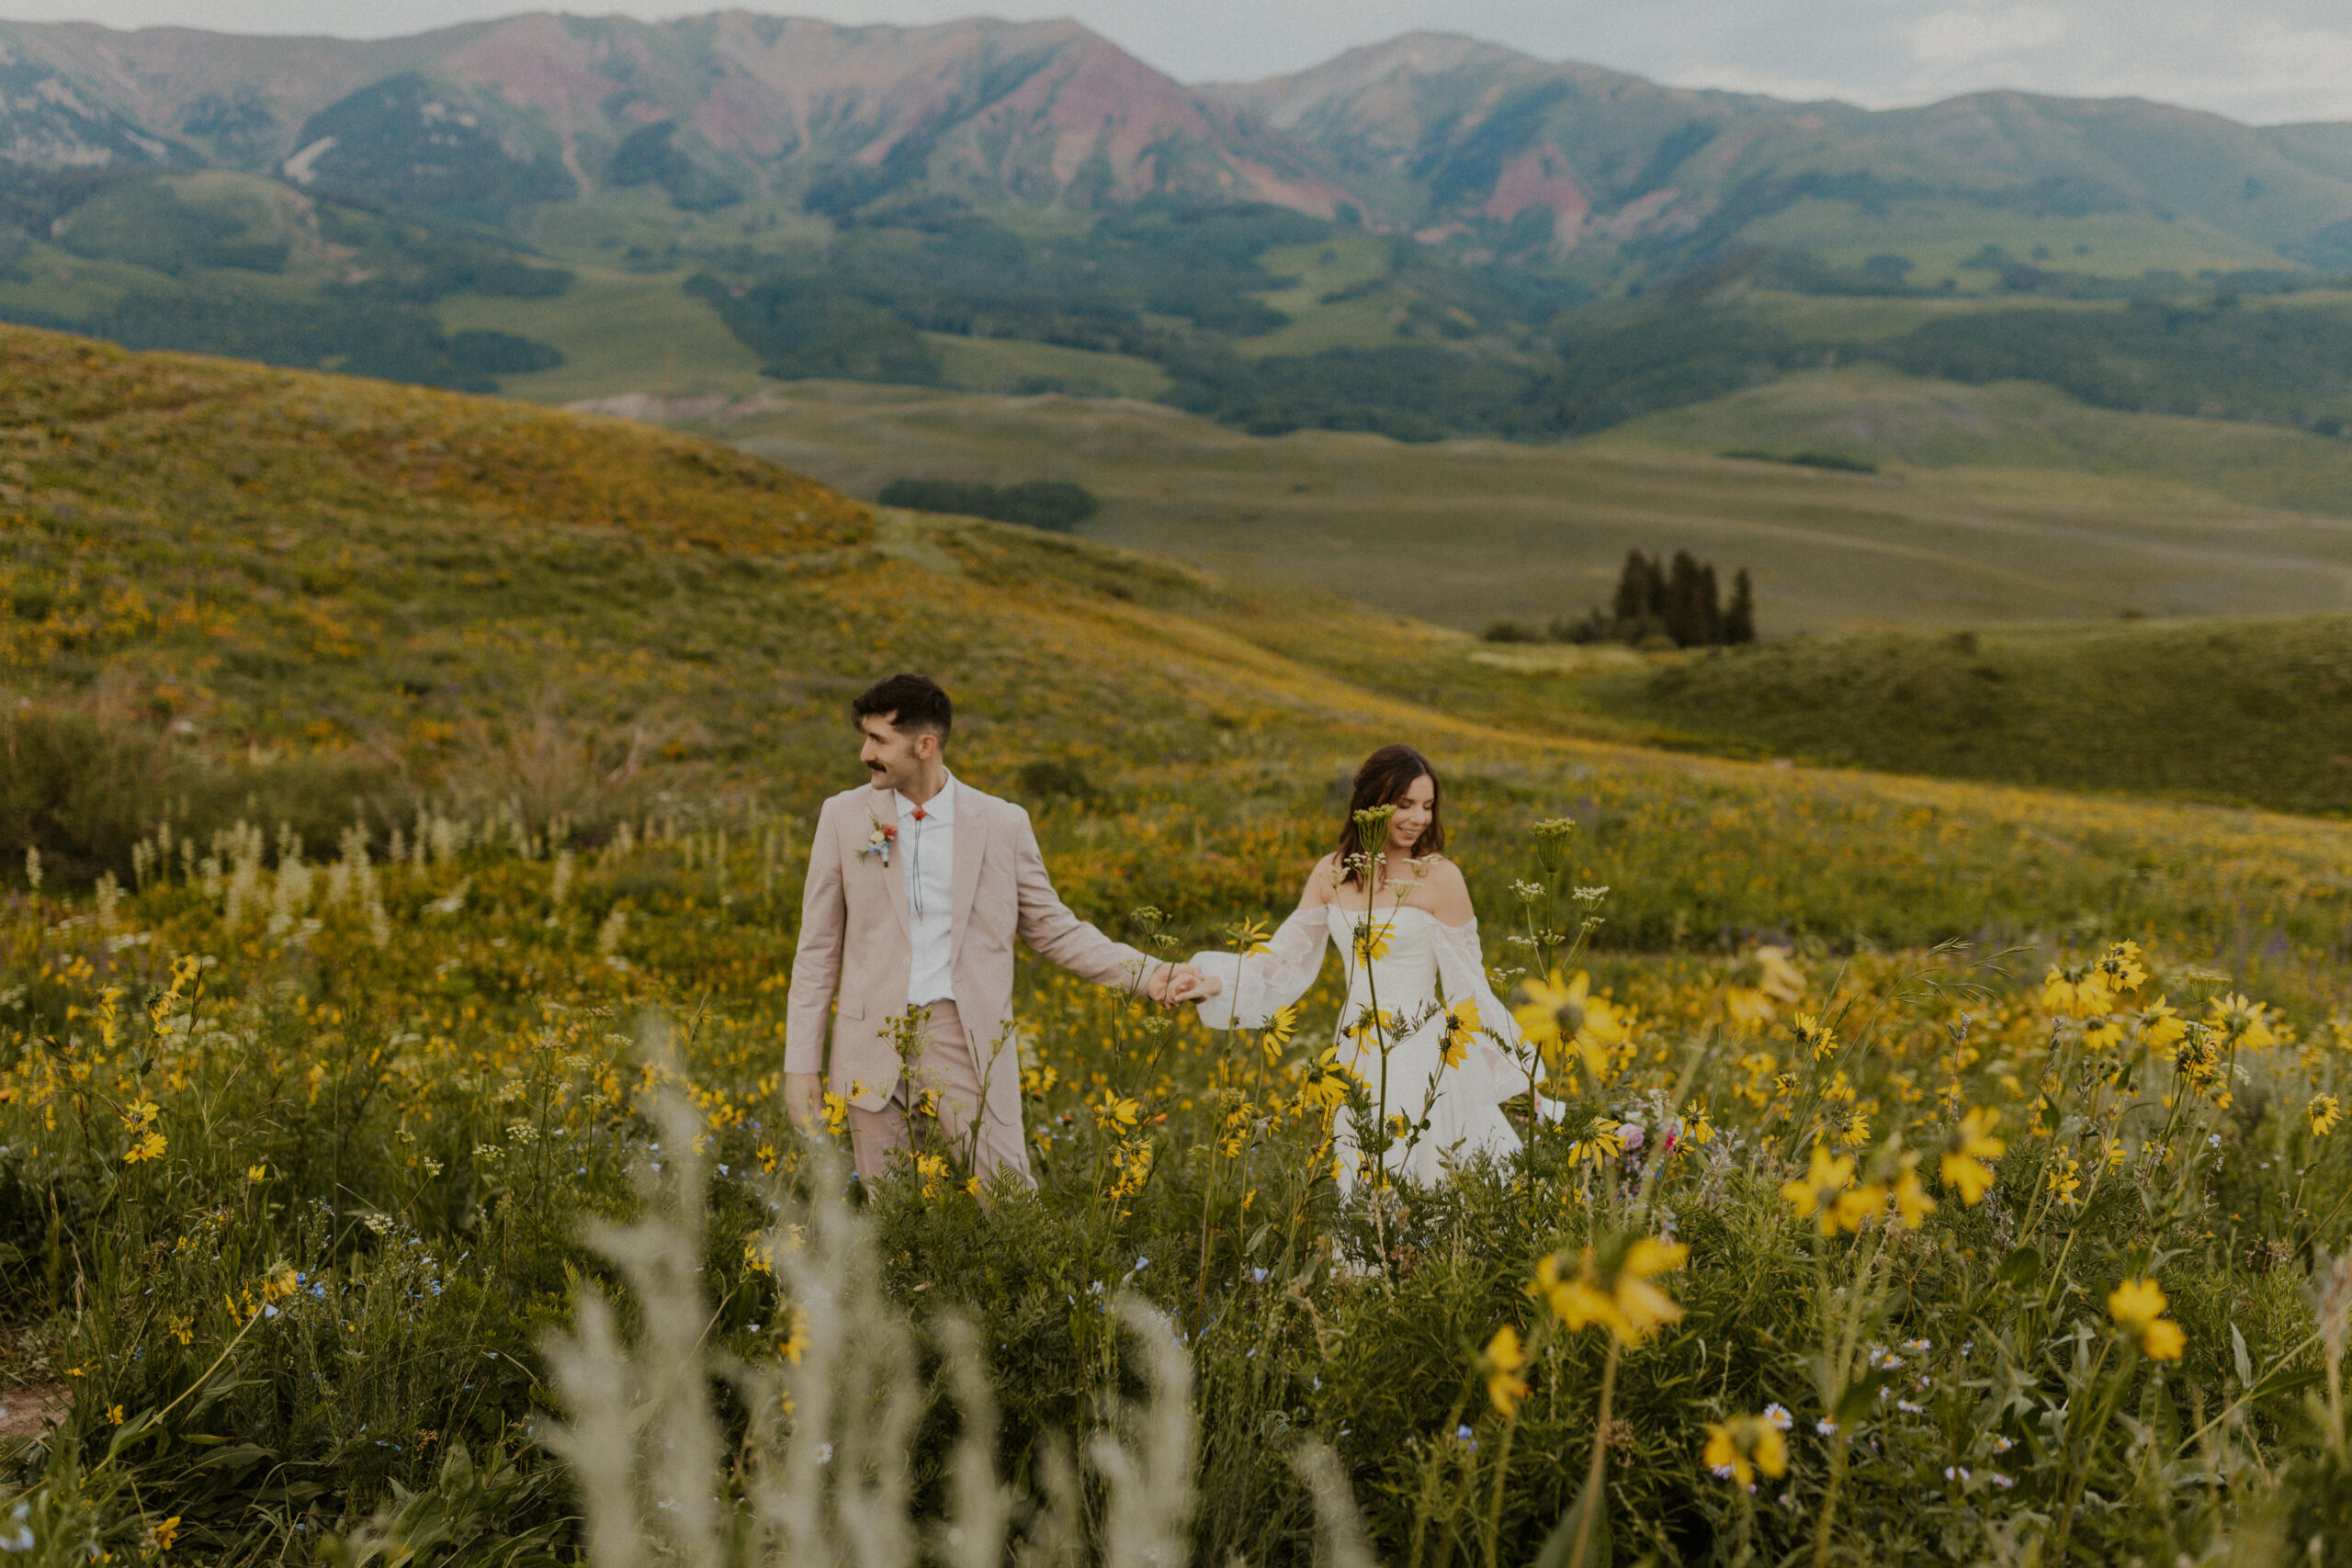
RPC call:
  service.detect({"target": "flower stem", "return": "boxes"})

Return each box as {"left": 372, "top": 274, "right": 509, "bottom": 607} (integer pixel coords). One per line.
{"left": 1568, "top": 1337, "right": 1620, "bottom": 1568}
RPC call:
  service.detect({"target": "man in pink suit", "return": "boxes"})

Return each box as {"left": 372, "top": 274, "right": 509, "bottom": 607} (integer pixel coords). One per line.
{"left": 784, "top": 673, "right": 1181, "bottom": 1189}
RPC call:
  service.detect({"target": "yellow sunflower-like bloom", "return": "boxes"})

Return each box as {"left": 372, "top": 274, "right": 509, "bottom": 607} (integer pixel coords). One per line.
{"left": 1780, "top": 1143, "right": 1855, "bottom": 1234}
{"left": 2206, "top": 993, "right": 2278, "bottom": 1051}
{"left": 1438, "top": 998, "right": 1481, "bottom": 1069}
{"left": 1791, "top": 1012, "right": 1837, "bottom": 1060}
{"left": 2041, "top": 962, "right": 2113, "bottom": 1021}
{"left": 2094, "top": 940, "right": 2148, "bottom": 997}
{"left": 2312, "top": 1093, "right": 2343, "bottom": 1137}
{"left": 1482, "top": 1325, "right": 1529, "bottom": 1416}
{"left": 2138, "top": 997, "right": 2187, "bottom": 1053}
{"left": 1534, "top": 1235, "right": 1688, "bottom": 1344}
{"left": 1514, "top": 969, "right": 1626, "bottom": 1087}
{"left": 2108, "top": 1276, "right": 2186, "bottom": 1360}
{"left": 1939, "top": 1107, "right": 2006, "bottom": 1205}
{"left": 1568, "top": 1120, "right": 1624, "bottom": 1168}
{"left": 1893, "top": 1166, "right": 1937, "bottom": 1229}
{"left": 1296, "top": 1049, "right": 1359, "bottom": 1112}
{"left": 1702, "top": 1413, "right": 1791, "bottom": 1487}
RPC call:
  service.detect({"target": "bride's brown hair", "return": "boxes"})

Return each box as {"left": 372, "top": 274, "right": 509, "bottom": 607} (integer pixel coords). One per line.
{"left": 1334, "top": 744, "right": 1444, "bottom": 886}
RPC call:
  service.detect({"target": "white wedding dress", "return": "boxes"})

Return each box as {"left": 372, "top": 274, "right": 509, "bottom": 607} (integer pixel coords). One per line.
{"left": 1189, "top": 903, "right": 1531, "bottom": 1187}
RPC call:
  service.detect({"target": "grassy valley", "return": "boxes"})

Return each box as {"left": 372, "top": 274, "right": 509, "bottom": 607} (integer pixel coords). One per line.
{"left": 562, "top": 374, "right": 2352, "bottom": 640}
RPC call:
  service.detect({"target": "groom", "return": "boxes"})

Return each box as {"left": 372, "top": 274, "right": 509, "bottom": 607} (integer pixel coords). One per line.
{"left": 784, "top": 673, "right": 1183, "bottom": 1189}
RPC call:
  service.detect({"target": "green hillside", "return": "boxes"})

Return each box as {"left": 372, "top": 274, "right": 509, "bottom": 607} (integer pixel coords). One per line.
{"left": 613, "top": 378, "right": 2352, "bottom": 637}
{"left": 1593, "top": 364, "right": 2352, "bottom": 515}
{"left": 6, "top": 322, "right": 2352, "bottom": 975}
{"left": 1426, "top": 615, "right": 2352, "bottom": 818}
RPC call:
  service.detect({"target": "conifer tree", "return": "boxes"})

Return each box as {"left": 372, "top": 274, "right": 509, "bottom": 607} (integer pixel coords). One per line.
{"left": 1724, "top": 569, "right": 1757, "bottom": 644}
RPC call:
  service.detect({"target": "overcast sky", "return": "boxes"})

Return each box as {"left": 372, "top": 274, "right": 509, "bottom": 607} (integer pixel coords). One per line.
{"left": 10, "top": 0, "right": 2352, "bottom": 125}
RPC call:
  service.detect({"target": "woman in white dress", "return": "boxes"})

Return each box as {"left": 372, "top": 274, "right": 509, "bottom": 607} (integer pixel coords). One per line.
{"left": 1171, "top": 744, "right": 1530, "bottom": 1188}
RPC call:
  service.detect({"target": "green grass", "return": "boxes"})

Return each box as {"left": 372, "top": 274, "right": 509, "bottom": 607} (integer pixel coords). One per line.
{"left": 922, "top": 333, "right": 1171, "bottom": 398}
{"left": 435, "top": 265, "right": 766, "bottom": 403}
{"left": 1592, "top": 364, "right": 2352, "bottom": 515}
{"left": 1232, "top": 233, "right": 1410, "bottom": 357}
{"left": 1543, "top": 614, "right": 2352, "bottom": 817}
{"left": 1740, "top": 197, "right": 2292, "bottom": 288}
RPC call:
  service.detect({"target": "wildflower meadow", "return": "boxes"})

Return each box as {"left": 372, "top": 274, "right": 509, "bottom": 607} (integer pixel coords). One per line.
{"left": 4, "top": 325, "right": 2352, "bottom": 1565}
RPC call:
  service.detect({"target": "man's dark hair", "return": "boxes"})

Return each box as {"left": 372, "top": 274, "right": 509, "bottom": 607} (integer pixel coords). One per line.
{"left": 853, "top": 673, "right": 953, "bottom": 739}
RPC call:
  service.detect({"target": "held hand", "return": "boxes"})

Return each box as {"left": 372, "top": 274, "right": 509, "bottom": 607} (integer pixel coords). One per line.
{"left": 1160, "top": 965, "right": 1223, "bottom": 1004}
{"left": 1142, "top": 963, "right": 1178, "bottom": 1005}
{"left": 784, "top": 1071, "right": 825, "bottom": 1133}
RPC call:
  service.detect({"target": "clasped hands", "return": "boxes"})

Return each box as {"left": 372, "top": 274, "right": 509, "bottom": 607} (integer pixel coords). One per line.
{"left": 1153, "top": 963, "right": 1223, "bottom": 1006}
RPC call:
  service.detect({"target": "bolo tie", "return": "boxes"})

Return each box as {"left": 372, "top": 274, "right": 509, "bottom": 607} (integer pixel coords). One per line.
{"left": 909, "top": 803, "right": 928, "bottom": 915}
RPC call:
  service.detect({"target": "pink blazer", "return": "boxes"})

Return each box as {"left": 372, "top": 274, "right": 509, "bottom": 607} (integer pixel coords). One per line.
{"left": 785, "top": 781, "right": 1162, "bottom": 1115}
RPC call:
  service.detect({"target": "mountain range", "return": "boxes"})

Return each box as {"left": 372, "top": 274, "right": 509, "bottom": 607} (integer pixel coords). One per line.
{"left": 6, "top": 11, "right": 2352, "bottom": 268}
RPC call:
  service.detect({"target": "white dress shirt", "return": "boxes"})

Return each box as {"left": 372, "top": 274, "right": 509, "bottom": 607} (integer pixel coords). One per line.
{"left": 898, "top": 775, "right": 957, "bottom": 1006}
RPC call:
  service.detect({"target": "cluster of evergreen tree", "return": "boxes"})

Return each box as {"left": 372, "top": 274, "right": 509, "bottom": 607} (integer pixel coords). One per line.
{"left": 1509, "top": 549, "right": 1756, "bottom": 648}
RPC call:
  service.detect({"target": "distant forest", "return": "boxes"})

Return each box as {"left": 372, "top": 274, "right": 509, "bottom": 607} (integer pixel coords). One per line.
{"left": 682, "top": 206, "right": 2352, "bottom": 444}
{"left": 4, "top": 167, "right": 2351, "bottom": 445}
{"left": 1490, "top": 549, "right": 1757, "bottom": 648}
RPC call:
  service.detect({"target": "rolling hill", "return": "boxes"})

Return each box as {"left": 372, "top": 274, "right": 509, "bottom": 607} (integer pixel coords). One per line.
{"left": 8, "top": 320, "right": 2352, "bottom": 920}
{"left": 575, "top": 372, "right": 2352, "bottom": 637}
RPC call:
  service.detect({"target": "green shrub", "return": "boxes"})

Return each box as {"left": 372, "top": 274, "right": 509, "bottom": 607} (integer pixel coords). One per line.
{"left": 878, "top": 478, "right": 1099, "bottom": 530}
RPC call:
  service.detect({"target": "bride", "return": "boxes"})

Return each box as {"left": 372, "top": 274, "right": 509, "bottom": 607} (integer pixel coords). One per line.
{"left": 1170, "top": 744, "right": 1529, "bottom": 1187}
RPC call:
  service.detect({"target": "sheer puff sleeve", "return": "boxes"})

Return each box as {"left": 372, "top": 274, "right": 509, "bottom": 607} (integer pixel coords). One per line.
{"left": 1189, "top": 906, "right": 1330, "bottom": 1032}
{"left": 1430, "top": 917, "right": 1550, "bottom": 1112}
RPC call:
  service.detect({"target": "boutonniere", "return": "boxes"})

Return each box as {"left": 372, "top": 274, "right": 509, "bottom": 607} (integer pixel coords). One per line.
{"left": 862, "top": 813, "right": 898, "bottom": 867}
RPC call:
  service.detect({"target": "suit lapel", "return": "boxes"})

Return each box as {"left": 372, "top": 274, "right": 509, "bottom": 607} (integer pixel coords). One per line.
{"left": 948, "top": 787, "right": 987, "bottom": 966}
{"left": 860, "top": 792, "right": 910, "bottom": 937}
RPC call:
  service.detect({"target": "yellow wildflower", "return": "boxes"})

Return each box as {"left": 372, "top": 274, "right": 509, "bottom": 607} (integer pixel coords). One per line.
{"left": 1534, "top": 1235, "right": 1687, "bottom": 1344}
{"left": 2041, "top": 962, "right": 2112, "bottom": 1020}
{"left": 913, "top": 1153, "right": 949, "bottom": 1198}
{"left": 778, "top": 1310, "right": 808, "bottom": 1364}
{"left": 1725, "top": 945, "right": 1806, "bottom": 1030}
{"left": 2094, "top": 941, "right": 2147, "bottom": 996}
{"left": 1703, "top": 1413, "right": 1791, "bottom": 1487}
{"left": 2045, "top": 1157, "right": 2082, "bottom": 1206}
{"left": 1780, "top": 1143, "right": 1856, "bottom": 1234}
{"left": 2139, "top": 997, "right": 2187, "bottom": 1053}
{"left": 1892, "top": 1164, "right": 1937, "bottom": 1229}
{"left": 1792, "top": 1013, "right": 1837, "bottom": 1060}
{"left": 1296, "top": 1050, "right": 1359, "bottom": 1112}
{"left": 1568, "top": 1120, "right": 1624, "bottom": 1168}
{"left": 1482, "top": 1325, "right": 1529, "bottom": 1416}
{"left": 1437, "top": 998, "right": 1481, "bottom": 1069}
{"left": 1940, "top": 1108, "right": 2006, "bottom": 1205}
{"left": 2206, "top": 993, "right": 2277, "bottom": 1051}
{"left": 1514, "top": 969, "right": 1627, "bottom": 1087}
{"left": 124, "top": 1130, "right": 167, "bottom": 1165}
{"left": 2108, "top": 1277, "right": 2186, "bottom": 1360}
{"left": 2312, "top": 1094, "right": 2343, "bottom": 1137}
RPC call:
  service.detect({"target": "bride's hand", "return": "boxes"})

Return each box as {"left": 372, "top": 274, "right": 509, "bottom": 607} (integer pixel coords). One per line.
{"left": 1165, "top": 966, "right": 1222, "bottom": 1003}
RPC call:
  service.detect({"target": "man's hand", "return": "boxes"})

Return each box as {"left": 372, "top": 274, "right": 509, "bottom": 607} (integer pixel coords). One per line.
{"left": 785, "top": 1072, "right": 825, "bottom": 1133}
{"left": 1148, "top": 963, "right": 1216, "bottom": 1005}
{"left": 1164, "top": 965, "right": 1223, "bottom": 1004}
